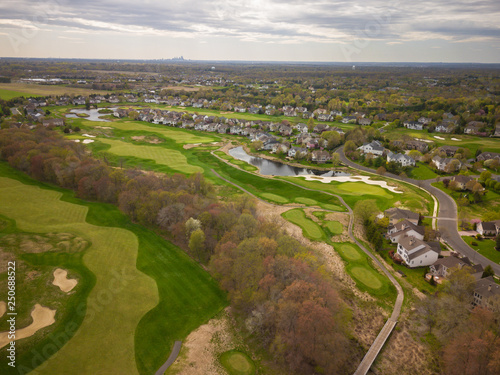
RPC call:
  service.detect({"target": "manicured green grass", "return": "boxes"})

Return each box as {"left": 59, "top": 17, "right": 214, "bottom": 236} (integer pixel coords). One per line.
{"left": 282, "top": 175, "right": 432, "bottom": 214}
{"left": 0, "top": 88, "right": 42, "bottom": 100}
{"left": 350, "top": 267, "right": 383, "bottom": 289}
{"left": 462, "top": 236, "right": 500, "bottom": 264}
{"left": 325, "top": 221, "right": 343, "bottom": 235}
{"left": 195, "top": 152, "right": 346, "bottom": 211}
{"left": 282, "top": 209, "right": 325, "bottom": 241}
{"left": 219, "top": 350, "right": 256, "bottom": 375}
{"left": 95, "top": 138, "right": 203, "bottom": 174}
{"left": 261, "top": 193, "right": 288, "bottom": 203}
{"left": 0, "top": 163, "right": 226, "bottom": 375}
{"left": 81, "top": 119, "right": 218, "bottom": 144}
{"left": 294, "top": 197, "right": 318, "bottom": 205}
{"left": 338, "top": 243, "right": 362, "bottom": 260}
{"left": 408, "top": 162, "right": 438, "bottom": 180}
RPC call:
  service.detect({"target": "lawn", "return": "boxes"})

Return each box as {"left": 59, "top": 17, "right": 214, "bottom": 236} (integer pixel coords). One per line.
{"left": 95, "top": 138, "right": 203, "bottom": 174}
{"left": 462, "top": 236, "right": 500, "bottom": 264}
{"left": 325, "top": 221, "right": 343, "bottom": 235}
{"left": 282, "top": 209, "right": 325, "bottom": 241}
{"left": 0, "top": 88, "right": 43, "bottom": 100}
{"left": 0, "top": 163, "right": 226, "bottom": 375}
{"left": 408, "top": 162, "right": 438, "bottom": 180}
{"left": 0, "top": 83, "right": 110, "bottom": 98}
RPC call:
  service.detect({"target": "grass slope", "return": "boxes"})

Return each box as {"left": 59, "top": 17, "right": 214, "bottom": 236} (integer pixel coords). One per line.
{"left": 0, "top": 163, "right": 226, "bottom": 374}
{"left": 95, "top": 138, "right": 203, "bottom": 174}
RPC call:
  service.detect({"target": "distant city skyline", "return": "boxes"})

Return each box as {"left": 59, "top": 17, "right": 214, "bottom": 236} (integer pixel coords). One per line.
{"left": 0, "top": 0, "right": 499, "bottom": 63}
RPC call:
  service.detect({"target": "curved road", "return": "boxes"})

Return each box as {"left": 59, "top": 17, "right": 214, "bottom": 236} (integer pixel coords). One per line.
{"left": 337, "top": 146, "right": 500, "bottom": 275}
{"left": 211, "top": 151, "right": 404, "bottom": 375}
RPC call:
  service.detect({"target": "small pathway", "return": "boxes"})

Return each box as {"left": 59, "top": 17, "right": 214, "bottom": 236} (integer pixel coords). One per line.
{"left": 155, "top": 341, "right": 182, "bottom": 375}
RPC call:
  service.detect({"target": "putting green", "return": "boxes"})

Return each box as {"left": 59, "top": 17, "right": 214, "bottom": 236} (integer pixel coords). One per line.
{"left": 0, "top": 177, "right": 158, "bottom": 374}
{"left": 295, "top": 197, "right": 318, "bottom": 205}
{"left": 325, "top": 221, "right": 343, "bottom": 235}
{"left": 350, "top": 266, "right": 383, "bottom": 290}
{"left": 260, "top": 192, "right": 289, "bottom": 203}
{"left": 282, "top": 209, "right": 324, "bottom": 241}
{"left": 96, "top": 138, "right": 202, "bottom": 174}
{"left": 338, "top": 244, "right": 361, "bottom": 260}
{"left": 83, "top": 120, "right": 217, "bottom": 144}
{"left": 219, "top": 350, "right": 256, "bottom": 375}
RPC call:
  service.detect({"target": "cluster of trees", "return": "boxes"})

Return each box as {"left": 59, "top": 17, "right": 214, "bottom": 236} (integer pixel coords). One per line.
{"left": 415, "top": 267, "right": 500, "bottom": 375}
{"left": 210, "top": 229, "right": 355, "bottom": 374}
{"left": 0, "top": 127, "right": 357, "bottom": 373}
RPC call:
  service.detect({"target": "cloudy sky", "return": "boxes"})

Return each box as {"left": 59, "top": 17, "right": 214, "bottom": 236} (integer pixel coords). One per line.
{"left": 0, "top": 0, "right": 499, "bottom": 62}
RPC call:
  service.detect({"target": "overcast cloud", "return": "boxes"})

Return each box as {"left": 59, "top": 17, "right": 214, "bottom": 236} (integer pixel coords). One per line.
{"left": 0, "top": 0, "right": 499, "bottom": 62}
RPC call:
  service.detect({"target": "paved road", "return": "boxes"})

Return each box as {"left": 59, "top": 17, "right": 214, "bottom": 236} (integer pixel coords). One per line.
{"left": 155, "top": 341, "right": 182, "bottom": 375}
{"left": 211, "top": 151, "right": 404, "bottom": 375}
{"left": 337, "top": 146, "right": 500, "bottom": 275}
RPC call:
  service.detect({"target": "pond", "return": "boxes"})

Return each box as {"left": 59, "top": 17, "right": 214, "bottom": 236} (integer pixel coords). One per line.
{"left": 228, "top": 147, "right": 350, "bottom": 177}
{"left": 65, "top": 108, "right": 112, "bottom": 122}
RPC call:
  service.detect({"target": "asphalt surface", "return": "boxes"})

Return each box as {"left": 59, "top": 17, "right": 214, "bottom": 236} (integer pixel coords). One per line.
{"left": 155, "top": 341, "right": 182, "bottom": 375}
{"left": 337, "top": 146, "right": 500, "bottom": 275}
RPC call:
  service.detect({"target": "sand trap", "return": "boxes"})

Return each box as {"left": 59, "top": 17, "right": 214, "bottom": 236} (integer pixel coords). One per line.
{"left": 415, "top": 138, "right": 433, "bottom": 143}
{"left": 0, "top": 301, "right": 6, "bottom": 318}
{"left": 300, "top": 175, "right": 403, "bottom": 194}
{"left": 73, "top": 140, "right": 81, "bottom": 143}
{"left": 82, "top": 139, "right": 94, "bottom": 144}
{"left": 434, "top": 136, "right": 445, "bottom": 140}
{"left": 52, "top": 268, "right": 78, "bottom": 293}
{"left": 451, "top": 137, "right": 461, "bottom": 141}
{"left": 0, "top": 304, "right": 56, "bottom": 349}
{"left": 95, "top": 126, "right": 113, "bottom": 129}
{"left": 82, "top": 133, "right": 96, "bottom": 138}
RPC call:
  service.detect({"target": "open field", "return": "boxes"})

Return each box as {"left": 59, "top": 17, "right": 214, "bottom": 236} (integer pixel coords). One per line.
{"left": 0, "top": 163, "right": 226, "bottom": 374}
{"left": 0, "top": 83, "right": 110, "bottom": 98}
{"left": 462, "top": 236, "right": 500, "bottom": 264}
{"left": 408, "top": 162, "right": 438, "bottom": 180}
{"left": 282, "top": 209, "right": 325, "bottom": 241}
{"left": 0, "top": 88, "right": 43, "bottom": 100}
{"left": 94, "top": 138, "right": 203, "bottom": 174}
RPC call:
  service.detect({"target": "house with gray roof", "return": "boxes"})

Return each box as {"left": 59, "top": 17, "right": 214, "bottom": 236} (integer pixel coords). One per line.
{"left": 473, "top": 276, "right": 500, "bottom": 308}
{"left": 384, "top": 207, "right": 420, "bottom": 225}
{"left": 387, "top": 219, "right": 425, "bottom": 243}
{"left": 396, "top": 236, "right": 440, "bottom": 268}
{"left": 358, "top": 140, "right": 384, "bottom": 156}
{"left": 387, "top": 151, "right": 416, "bottom": 167}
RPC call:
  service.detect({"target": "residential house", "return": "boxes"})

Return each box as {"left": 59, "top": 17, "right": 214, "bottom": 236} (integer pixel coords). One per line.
{"left": 477, "top": 221, "right": 500, "bottom": 236}
{"left": 341, "top": 115, "right": 357, "bottom": 124}
{"left": 42, "top": 118, "right": 65, "bottom": 127}
{"left": 295, "top": 123, "right": 308, "bottom": 133}
{"left": 317, "top": 113, "right": 333, "bottom": 122}
{"left": 313, "top": 124, "right": 330, "bottom": 133}
{"left": 476, "top": 152, "right": 500, "bottom": 163}
{"left": 418, "top": 117, "right": 432, "bottom": 125}
{"left": 359, "top": 118, "right": 372, "bottom": 126}
{"left": 288, "top": 146, "right": 307, "bottom": 159}
{"left": 384, "top": 207, "right": 420, "bottom": 225}
{"left": 494, "top": 124, "right": 500, "bottom": 138}
{"left": 430, "top": 256, "right": 483, "bottom": 280}
{"left": 357, "top": 140, "right": 384, "bottom": 156}
{"left": 451, "top": 175, "right": 474, "bottom": 190}
{"left": 387, "top": 219, "right": 425, "bottom": 243}
{"left": 234, "top": 106, "right": 246, "bottom": 113}
{"left": 72, "top": 97, "right": 86, "bottom": 106}
{"left": 301, "top": 111, "right": 313, "bottom": 119}
{"left": 306, "top": 139, "right": 319, "bottom": 149}
{"left": 387, "top": 151, "right": 416, "bottom": 167}
{"left": 435, "top": 122, "right": 456, "bottom": 133}
{"left": 405, "top": 140, "right": 429, "bottom": 153}
{"left": 396, "top": 236, "right": 440, "bottom": 268}
{"left": 403, "top": 121, "right": 423, "bottom": 130}
{"left": 311, "top": 150, "right": 332, "bottom": 163}
{"left": 262, "top": 139, "right": 280, "bottom": 151}
{"left": 432, "top": 156, "right": 461, "bottom": 172}
{"left": 438, "top": 145, "right": 459, "bottom": 157}
{"left": 473, "top": 276, "right": 500, "bottom": 308}
{"left": 279, "top": 125, "right": 293, "bottom": 136}
{"left": 464, "top": 121, "right": 486, "bottom": 135}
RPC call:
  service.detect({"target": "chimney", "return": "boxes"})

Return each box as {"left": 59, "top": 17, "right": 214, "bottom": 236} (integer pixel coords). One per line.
{"left": 488, "top": 285, "right": 492, "bottom": 292}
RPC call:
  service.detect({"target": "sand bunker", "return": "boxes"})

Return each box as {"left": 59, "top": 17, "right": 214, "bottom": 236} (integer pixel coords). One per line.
{"left": 300, "top": 175, "right": 403, "bottom": 194}
{"left": 0, "top": 304, "right": 56, "bottom": 349}
{"left": 415, "top": 138, "right": 433, "bottom": 143}
{"left": 131, "top": 136, "right": 162, "bottom": 144}
{"left": 95, "top": 126, "right": 113, "bottom": 129}
{"left": 450, "top": 137, "right": 461, "bottom": 141}
{"left": 82, "top": 134, "right": 96, "bottom": 138}
{"left": 82, "top": 139, "right": 94, "bottom": 144}
{"left": 52, "top": 268, "right": 78, "bottom": 293}
{"left": 0, "top": 301, "right": 6, "bottom": 318}
{"left": 434, "top": 136, "right": 445, "bottom": 140}
{"left": 73, "top": 140, "right": 81, "bottom": 143}
{"left": 183, "top": 143, "right": 201, "bottom": 149}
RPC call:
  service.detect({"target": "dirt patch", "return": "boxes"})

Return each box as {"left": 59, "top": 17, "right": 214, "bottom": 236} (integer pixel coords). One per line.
{"left": 0, "top": 304, "right": 56, "bottom": 349}
{"left": 167, "top": 309, "right": 234, "bottom": 375}
{"left": 131, "top": 135, "right": 162, "bottom": 144}
{"left": 374, "top": 318, "right": 437, "bottom": 375}
{"left": 220, "top": 111, "right": 234, "bottom": 114}
{"left": 183, "top": 143, "right": 201, "bottom": 150}
{"left": 351, "top": 303, "right": 386, "bottom": 348}
{"left": 52, "top": 268, "right": 78, "bottom": 293}
{"left": 0, "top": 250, "right": 15, "bottom": 273}
{"left": 95, "top": 126, "right": 113, "bottom": 129}
{"left": 0, "top": 301, "right": 6, "bottom": 318}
